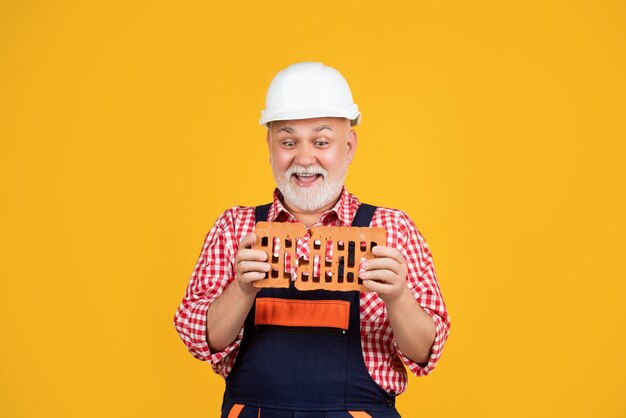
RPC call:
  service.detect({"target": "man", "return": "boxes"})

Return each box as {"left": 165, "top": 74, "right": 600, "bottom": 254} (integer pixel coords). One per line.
{"left": 174, "top": 62, "right": 450, "bottom": 418}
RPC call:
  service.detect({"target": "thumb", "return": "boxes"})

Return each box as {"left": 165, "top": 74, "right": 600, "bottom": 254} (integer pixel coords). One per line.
{"left": 239, "top": 233, "right": 257, "bottom": 249}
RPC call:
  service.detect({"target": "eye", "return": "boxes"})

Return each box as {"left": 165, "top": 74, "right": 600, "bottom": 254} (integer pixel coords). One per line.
{"left": 314, "top": 139, "right": 330, "bottom": 147}
{"left": 282, "top": 140, "right": 296, "bottom": 148}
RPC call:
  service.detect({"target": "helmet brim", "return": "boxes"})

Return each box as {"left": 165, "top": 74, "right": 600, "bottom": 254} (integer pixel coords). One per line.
{"left": 260, "top": 105, "right": 360, "bottom": 128}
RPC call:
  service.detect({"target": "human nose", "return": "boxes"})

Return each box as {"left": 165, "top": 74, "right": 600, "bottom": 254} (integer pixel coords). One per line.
{"left": 294, "top": 143, "right": 317, "bottom": 166}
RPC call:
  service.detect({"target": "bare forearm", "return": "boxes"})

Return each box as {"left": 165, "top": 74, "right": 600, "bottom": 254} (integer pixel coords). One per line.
{"left": 206, "top": 232, "right": 269, "bottom": 353}
{"left": 206, "top": 281, "right": 257, "bottom": 352}
{"left": 361, "top": 245, "right": 437, "bottom": 364}
{"left": 385, "top": 287, "right": 436, "bottom": 364}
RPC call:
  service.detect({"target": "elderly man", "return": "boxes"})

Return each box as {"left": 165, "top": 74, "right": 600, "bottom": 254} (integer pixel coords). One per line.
{"left": 174, "top": 62, "right": 450, "bottom": 418}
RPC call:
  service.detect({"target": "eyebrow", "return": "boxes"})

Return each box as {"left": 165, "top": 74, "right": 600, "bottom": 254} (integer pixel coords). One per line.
{"left": 313, "top": 125, "right": 333, "bottom": 132}
{"left": 278, "top": 125, "right": 334, "bottom": 134}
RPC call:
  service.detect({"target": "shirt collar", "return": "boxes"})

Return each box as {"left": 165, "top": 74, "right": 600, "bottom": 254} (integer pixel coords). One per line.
{"left": 267, "top": 187, "right": 360, "bottom": 226}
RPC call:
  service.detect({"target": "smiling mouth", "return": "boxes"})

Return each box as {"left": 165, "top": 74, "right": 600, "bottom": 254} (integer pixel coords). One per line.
{"left": 292, "top": 173, "right": 322, "bottom": 186}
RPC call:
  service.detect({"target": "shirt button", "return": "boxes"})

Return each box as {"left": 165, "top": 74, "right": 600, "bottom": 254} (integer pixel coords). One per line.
{"left": 386, "top": 399, "right": 394, "bottom": 407}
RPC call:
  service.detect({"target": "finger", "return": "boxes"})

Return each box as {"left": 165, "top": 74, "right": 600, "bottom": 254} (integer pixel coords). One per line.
{"left": 372, "top": 246, "right": 406, "bottom": 265}
{"left": 239, "top": 233, "right": 257, "bottom": 250}
{"left": 236, "top": 248, "right": 268, "bottom": 263}
{"left": 238, "top": 271, "right": 268, "bottom": 283}
{"left": 361, "top": 257, "right": 401, "bottom": 274}
{"left": 361, "top": 279, "right": 392, "bottom": 294}
{"left": 238, "top": 260, "right": 271, "bottom": 274}
{"left": 360, "top": 269, "right": 398, "bottom": 284}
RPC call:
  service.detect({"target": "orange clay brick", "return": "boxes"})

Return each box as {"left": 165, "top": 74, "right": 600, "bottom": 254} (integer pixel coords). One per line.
{"left": 253, "top": 222, "right": 386, "bottom": 292}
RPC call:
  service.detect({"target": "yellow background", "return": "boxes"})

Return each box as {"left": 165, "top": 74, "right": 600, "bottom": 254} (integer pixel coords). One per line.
{"left": 1, "top": 1, "right": 624, "bottom": 417}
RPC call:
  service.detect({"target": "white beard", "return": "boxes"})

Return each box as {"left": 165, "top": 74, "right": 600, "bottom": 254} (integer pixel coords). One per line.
{"left": 273, "top": 162, "right": 348, "bottom": 212}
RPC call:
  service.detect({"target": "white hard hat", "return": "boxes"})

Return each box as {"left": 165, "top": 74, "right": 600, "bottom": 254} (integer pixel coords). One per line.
{"left": 260, "top": 62, "right": 361, "bottom": 128}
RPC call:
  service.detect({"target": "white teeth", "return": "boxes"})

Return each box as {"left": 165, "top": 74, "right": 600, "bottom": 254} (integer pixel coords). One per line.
{"left": 286, "top": 165, "right": 327, "bottom": 179}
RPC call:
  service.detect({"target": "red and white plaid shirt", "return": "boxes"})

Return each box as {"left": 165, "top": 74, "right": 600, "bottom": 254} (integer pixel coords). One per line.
{"left": 173, "top": 188, "right": 450, "bottom": 394}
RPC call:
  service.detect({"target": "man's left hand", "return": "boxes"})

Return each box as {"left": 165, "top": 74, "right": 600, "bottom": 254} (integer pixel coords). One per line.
{"left": 360, "top": 246, "right": 409, "bottom": 304}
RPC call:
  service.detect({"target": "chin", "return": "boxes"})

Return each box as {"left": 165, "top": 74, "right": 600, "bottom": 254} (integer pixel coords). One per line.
{"left": 279, "top": 181, "right": 342, "bottom": 212}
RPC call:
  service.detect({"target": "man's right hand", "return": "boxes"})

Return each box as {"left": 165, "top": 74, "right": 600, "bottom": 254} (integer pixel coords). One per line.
{"left": 235, "top": 233, "right": 270, "bottom": 295}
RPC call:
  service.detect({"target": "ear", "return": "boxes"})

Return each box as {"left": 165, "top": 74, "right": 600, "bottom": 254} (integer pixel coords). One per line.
{"left": 266, "top": 129, "right": 272, "bottom": 165}
{"left": 346, "top": 129, "right": 357, "bottom": 164}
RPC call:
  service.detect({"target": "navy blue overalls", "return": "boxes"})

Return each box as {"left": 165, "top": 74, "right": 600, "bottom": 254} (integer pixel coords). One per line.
{"left": 221, "top": 204, "right": 400, "bottom": 418}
